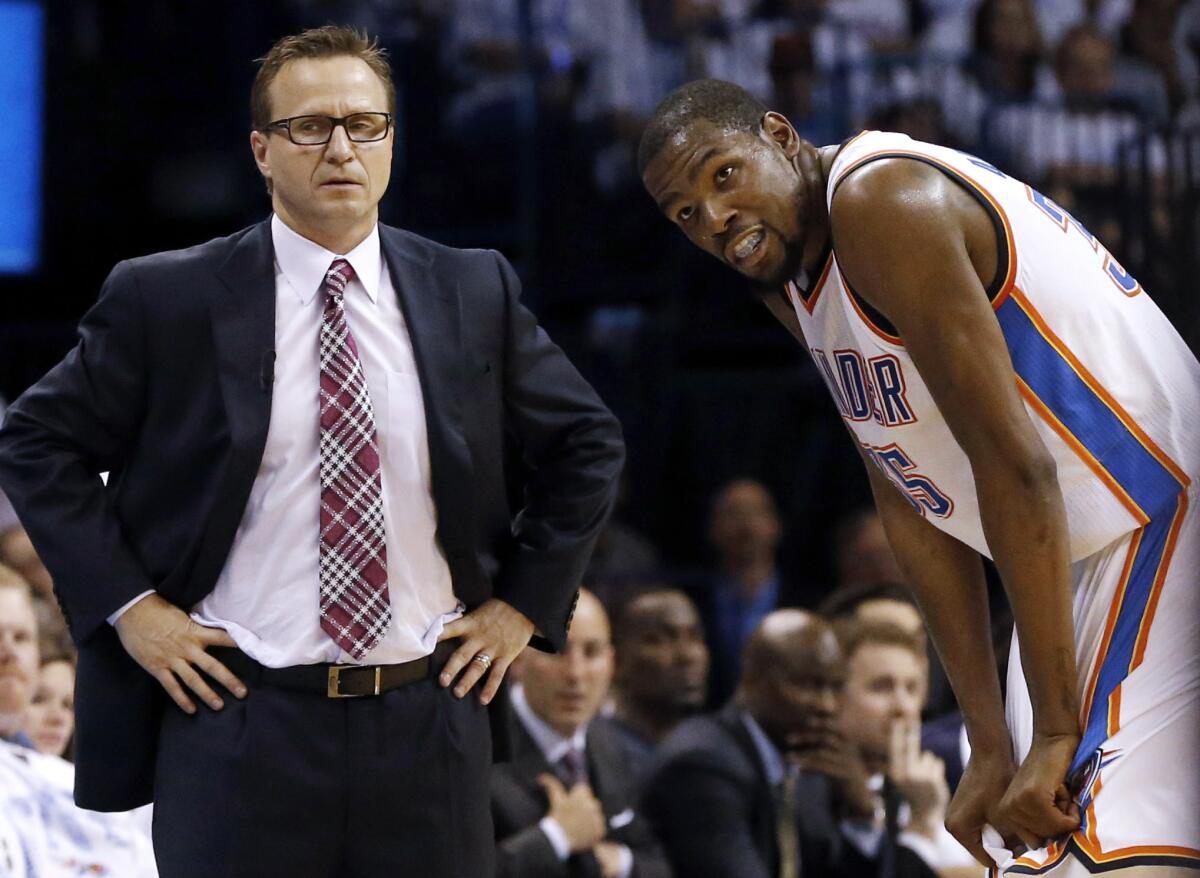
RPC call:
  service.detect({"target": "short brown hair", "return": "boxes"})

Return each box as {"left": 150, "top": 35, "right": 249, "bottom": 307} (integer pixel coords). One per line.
{"left": 0, "top": 562, "right": 30, "bottom": 595}
{"left": 834, "top": 618, "right": 926, "bottom": 665}
{"left": 250, "top": 25, "right": 396, "bottom": 131}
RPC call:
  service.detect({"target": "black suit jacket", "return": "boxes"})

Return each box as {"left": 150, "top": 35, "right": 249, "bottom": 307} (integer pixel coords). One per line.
{"left": 491, "top": 714, "right": 671, "bottom": 878}
{"left": 640, "top": 705, "right": 844, "bottom": 878}
{"left": 0, "top": 220, "right": 624, "bottom": 811}
{"left": 642, "top": 707, "right": 942, "bottom": 878}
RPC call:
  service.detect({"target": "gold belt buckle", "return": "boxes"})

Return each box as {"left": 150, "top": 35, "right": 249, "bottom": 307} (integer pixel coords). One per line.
{"left": 327, "top": 664, "right": 382, "bottom": 698}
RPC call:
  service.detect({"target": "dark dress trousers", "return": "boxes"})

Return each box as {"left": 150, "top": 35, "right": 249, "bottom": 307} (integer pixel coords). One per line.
{"left": 491, "top": 714, "right": 671, "bottom": 878}
{"left": 0, "top": 220, "right": 624, "bottom": 875}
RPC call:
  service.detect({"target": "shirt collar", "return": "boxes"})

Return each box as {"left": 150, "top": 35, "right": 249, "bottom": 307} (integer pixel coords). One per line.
{"left": 0, "top": 730, "right": 35, "bottom": 750}
{"left": 511, "top": 683, "right": 588, "bottom": 765}
{"left": 740, "top": 710, "right": 785, "bottom": 786}
{"left": 270, "top": 213, "right": 382, "bottom": 305}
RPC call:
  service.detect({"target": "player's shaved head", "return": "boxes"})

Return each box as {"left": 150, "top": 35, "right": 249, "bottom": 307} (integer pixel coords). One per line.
{"left": 637, "top": 79, "right": 768, "bottom": 177}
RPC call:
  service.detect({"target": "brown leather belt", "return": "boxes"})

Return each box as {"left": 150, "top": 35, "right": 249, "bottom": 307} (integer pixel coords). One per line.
{"left": 211, "top": 640, "right": 457, "bottom": 699}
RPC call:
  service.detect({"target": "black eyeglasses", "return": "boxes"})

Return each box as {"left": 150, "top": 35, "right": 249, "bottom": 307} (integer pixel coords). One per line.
{"left": 263, "top": 112, "right": 392, "bottom": 145}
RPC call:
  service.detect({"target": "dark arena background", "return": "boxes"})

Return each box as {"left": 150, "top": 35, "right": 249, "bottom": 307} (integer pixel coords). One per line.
{"left": 2, "top": 0, "right": 1197, "bottom": 594}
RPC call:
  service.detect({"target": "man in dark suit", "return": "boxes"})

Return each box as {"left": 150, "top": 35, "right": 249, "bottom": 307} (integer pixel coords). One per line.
{"left": 641, "top": 609, "right": 939, "bottom": 878}
{"left": 0, "top": 25, "right": 623, "bottom": 878}
{"left": 607, "top": 588, "right": 709, "bottom": 790}
{"left": 491, "top": 589, "right": 669, "bottom": 878}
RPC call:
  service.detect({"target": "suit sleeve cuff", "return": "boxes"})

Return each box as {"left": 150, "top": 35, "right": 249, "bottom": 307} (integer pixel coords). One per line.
{"left": 539, "top": 816, "right": 571, "bottom": 861}
{"left": 616, "top": 843, "right": 633, "bottom": 878}
{"left": 107, "top": 590, "right": 155, "bottom": 626}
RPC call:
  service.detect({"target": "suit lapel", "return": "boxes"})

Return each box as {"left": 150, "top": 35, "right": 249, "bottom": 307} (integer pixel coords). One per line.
{"left": 379, "top": 225, "right": 475, "bottom": 556}
{"left": 509, "top": 712, "right": 558, "bottom": 784}
{"left": 210, "top": 220, "right": 276, "bottom": 453}
{"left": 182, "top": 221, "right": 276, "bottom": 606}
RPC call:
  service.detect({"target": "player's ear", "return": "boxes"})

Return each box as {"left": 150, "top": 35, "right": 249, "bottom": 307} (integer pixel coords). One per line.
{"left": 761, "top": 112, "right": 800, "bottom": 158}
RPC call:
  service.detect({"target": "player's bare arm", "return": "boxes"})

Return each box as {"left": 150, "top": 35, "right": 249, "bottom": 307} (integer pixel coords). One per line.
{"left": 830, "top": 158, "right": 1081, "bottom": 848}
{"left": 858, "top": 443, "right": 1024, "bottom": 863}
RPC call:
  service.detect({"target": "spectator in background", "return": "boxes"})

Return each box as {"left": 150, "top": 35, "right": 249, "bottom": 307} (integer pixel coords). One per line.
{"left": 990, "top": 24, "right": 1144, "bottom": 187}
{"left": 819, "top": 579, "right": 959, "bottom": 735}
{"left": 0, "top": 567, "right": 37, "bottom": 749}
{"left": 643, "top": 609, "right": 939, "bottom": 877}
{"left": 690, "top": 478, "right": 795, "bottom": 706}
{"left": 0, "top": 484, "right": 76, "bottom": 712}
{"left": 824, "top": 0, "right": 912, "bottom": 53}
{"left": 443, "top": 0, "right": 594, "bottom": 142}
{"left": 768, "top": 30, "right": 838, "bottom": 145}
{"left": 608, "top": 588, "right": 709, "bottom": 784}
{"left": 0, "top": 529, "right": 52, "bottom": 601}
{"left": 491, "top": 589, "right": 670, "bottom": 878}
{"left": 0, "top": 571, "right": 156, "bottom": 876}
{"left": 969, "top": 0, "right": 1046, "bottom": 103}
{"left": 820, "top": 580, "right": 923, "bottom": 636}
{"left": 20, "top": 653, "right": 75, "bottom": 760}
{"left": 1032, "top": 0, "right": 1130, "bottom": 51}
{"left": 756, "top": 0, "right": 872, "bottom": 137}
{"left": 641, "top": 609, "right": 845, "bottom": 877}
{"left": 834, "top": 620, "right": 976, "bottom": 873}
{"left": 1114, "top": 0, "right": 1182, "bottom": 122}
{"left": 832, "top": 507, "right": 903, "bottom": 591}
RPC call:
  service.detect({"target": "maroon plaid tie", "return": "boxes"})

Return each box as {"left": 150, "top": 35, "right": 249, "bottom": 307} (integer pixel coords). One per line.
{"left": 318, "top": 258, "right": 390, "bottom": 659}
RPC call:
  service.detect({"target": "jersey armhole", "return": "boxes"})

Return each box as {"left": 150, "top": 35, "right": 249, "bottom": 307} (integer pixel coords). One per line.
{"left": 829, "top": 152, "right": 1014, "bottom": 341}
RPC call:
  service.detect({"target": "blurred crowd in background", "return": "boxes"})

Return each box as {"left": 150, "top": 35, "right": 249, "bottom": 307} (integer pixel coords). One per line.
{"left": 1, "top": 0, "right": 1198, "bottom": 874}
{"left": 3, "top": 0, "right": 1198, "bottom": 600}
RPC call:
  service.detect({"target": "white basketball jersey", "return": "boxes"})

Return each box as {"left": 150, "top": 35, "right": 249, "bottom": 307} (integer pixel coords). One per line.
{"left": 787, "top": 130, "right": 1200, "bottom": 562}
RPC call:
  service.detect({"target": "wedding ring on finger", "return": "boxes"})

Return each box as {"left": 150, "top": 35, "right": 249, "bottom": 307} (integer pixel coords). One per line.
{"left": 472, "top": 653, "right": 493, "bottom": 670}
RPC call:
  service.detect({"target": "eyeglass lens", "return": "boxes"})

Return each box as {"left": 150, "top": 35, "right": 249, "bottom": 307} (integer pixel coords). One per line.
{"left": 287, "top": 113, "right": 389, "bottom": 144}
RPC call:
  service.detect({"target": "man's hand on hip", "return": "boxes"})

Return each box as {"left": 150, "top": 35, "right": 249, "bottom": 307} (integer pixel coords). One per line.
{"left": 437, "top": 598, "right": 533, "bottom": 705}
{"left": 114, "top": 593, "right": 246, "bottom": 714}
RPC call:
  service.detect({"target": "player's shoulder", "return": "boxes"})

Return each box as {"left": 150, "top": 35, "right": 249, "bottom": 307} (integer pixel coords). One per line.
{"left": 830, "top": 147, "right": 975, "bottom": 260}
{"left": 832, "top": 156, "right": 949, "bottom": 224}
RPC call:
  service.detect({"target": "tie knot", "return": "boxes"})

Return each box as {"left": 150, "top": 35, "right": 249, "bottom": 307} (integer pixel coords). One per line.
{"left": 560, "top": 747, "right": 588, "bottom": 787}
{"left": 323, "top": 258, "right": 356, "bottom": 301}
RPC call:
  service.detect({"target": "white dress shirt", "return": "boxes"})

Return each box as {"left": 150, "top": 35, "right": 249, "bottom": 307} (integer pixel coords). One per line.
{"left": 510, "top": 684, "right": 633, "bottom": 878}
{"left": 184, "top": 215, "right": 460, "bottom": 666}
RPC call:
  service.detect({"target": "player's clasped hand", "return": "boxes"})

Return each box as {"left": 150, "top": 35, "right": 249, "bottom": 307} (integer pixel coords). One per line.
{"left": 945, "top": 746, "right": 1021, "bottom": 866}
{"left": 437, "top": 597, "right": 534, "bottom": 705}
{"left": 996, "top": 732, "right": 1081, "bottom": 851}
{"left": 946, "top": 731, "right": 1081, "bottom": 867}
{"left": 113, "top": 593, "right": 246, "bottom": 714}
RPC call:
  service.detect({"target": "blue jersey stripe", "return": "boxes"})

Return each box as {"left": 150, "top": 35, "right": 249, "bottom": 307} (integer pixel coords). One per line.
{"left": 995, "top": 295, "right": 1186, "bottom": 775}
{"left": 996, "top": 297, "right": 1182, "bottom": 519}
{"left": 1071, "top": 507, "right": 1174, "bottom": 773}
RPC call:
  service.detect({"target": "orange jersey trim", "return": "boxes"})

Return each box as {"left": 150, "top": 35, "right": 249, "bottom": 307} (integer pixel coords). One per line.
{"left": 831, "top": 145, "right": 1020, "bottom": 310}
{"left": 1009, "top": 288, "right": 1191, "bottom": 490}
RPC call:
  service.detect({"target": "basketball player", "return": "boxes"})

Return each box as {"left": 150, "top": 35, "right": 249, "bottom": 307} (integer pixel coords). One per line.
{"left": 638, "top": 79, "right": 1200, "bottom": 876}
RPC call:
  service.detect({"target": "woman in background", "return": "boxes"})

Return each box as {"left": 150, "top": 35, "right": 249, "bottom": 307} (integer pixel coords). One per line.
{"left": 21, "top": 653, "right": 74, "bottom": 759}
